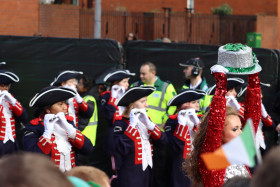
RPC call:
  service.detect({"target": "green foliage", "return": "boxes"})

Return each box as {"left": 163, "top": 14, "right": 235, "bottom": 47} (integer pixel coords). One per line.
{"left": 211, "top": 3, "right": 233, "bottom": 15}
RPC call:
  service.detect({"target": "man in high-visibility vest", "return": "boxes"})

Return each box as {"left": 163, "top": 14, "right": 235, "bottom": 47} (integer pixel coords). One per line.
{"left": 131, "top": 62, "right": 177, "bottom": 129}
{"left": 179, "top": 57, "right": 209, "bottom": 92}
{"left": 131, "top": 62, "right": 176, "bottom": 187}
{"left": 179, "top": 57, "right": 209, "bottom": 115}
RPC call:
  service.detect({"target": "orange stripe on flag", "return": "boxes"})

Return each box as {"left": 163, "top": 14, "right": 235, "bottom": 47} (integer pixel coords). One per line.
{"left": 201, "top": 148, "right": 231, "bottom": 170}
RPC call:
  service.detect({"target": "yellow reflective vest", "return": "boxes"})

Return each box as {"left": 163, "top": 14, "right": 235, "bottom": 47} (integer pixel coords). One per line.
{"left": 132, "top": 77, "right": 177, "bottom": 128}
{"left": 81, "top": 95, "right": 98, "bottom": 146}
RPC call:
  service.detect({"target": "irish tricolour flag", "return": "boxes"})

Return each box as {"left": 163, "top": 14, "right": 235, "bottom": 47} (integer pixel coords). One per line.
{"left": 201, "top": 119, "right": 261, "bottom": 170}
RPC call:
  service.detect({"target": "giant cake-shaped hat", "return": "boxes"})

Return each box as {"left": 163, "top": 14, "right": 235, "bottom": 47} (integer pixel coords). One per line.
{"left": 218, "top": 43, "right": 262, "bottom": 75}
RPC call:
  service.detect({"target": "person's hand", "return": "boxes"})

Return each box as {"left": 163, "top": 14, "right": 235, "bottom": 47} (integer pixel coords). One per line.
{"left": 56, "top": 112, "right": 76, "bottom": 139}
{"left": 178, "top": 110, "right": 194, "bottom": 130}
{"left": 63, "top": 84, "right": 83, "bottom": 103}
{"left": 117, "top": 86, "right": 125, "bottom": 98}
{"left": 138, "top": 109, "right": 155, "bottom": 131}
{"left": 111, "top": 85, "right": 120, "bottom": 98}
{"left": 129, "top": 109, "right": 139, "bottom": 128}
{"left": 226, "top": 96, "right": 241, "bottom": 111}
{"left": 0, "top": 91, "right": 5, "bottom": 104}
{"left": 74, "top": 92, "right": 83, "bottom": 103}
{"left": 1, "top": 90, "right": 16, "bottom": 106}
{"left": 210, "top": 65, "right": 229, "bottom": 74}
{"left": 43, "top": 114, "right": 58, "bottom": 139}
{"left": 63, "top": 84, "right": 76, "bottom": 91}
{"left": 111, "top": 85, "right": 125, "bottom": 99}
{"left": 186, "top": 108, "right": 200, "bottom": 126}
{"left": 261, "top": 103, "right": 268, "bottom": 118}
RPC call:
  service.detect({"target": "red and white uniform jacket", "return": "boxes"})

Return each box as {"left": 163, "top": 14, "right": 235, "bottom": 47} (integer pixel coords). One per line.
{"left": 23, "top": 115, "right": 93, "bottom": 172}
{"left": 67, "top": 98, "right": 92, "bottom": 128}
{"left": 112, "top": 116, "right": 167, "bottom": 187}
{"left": 0, "top": 99, "right": 27, "bottom": 143}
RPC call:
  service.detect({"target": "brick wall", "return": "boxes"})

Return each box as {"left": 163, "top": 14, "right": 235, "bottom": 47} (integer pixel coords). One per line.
{"left": 0, "top": 0, "right": 39, "bottom": 36}
{"left": 194, "top": 0, "right": 277, "bottom": 15}
{"left": 39, "top": 4, "right": 80, "bottom": 38}
{"left": 257, "top": 15, "right": 278, "bottom": 49}
{"left": 101, "top": 0, "right": 187, "bottom": 12}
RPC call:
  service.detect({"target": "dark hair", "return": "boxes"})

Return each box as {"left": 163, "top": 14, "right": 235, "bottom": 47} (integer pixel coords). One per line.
{"left": 80, "top": 75, "right": 94, "bottom": 90}
{"left": 34, "top": 105, "right": 51, "bottom": 118}
{"left": 183, "top": 106, "right": 240, "bottom": 185}
{"left": 250, "top": 147, "right": 280, "bottom": 187}
{"left": 0, "top": 153, "right": 73, "bottom": 187}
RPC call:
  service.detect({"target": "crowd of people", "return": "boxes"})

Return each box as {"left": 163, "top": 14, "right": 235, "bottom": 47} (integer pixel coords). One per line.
{"left": 0, "top": 43, "right": 280, "bottom": 187}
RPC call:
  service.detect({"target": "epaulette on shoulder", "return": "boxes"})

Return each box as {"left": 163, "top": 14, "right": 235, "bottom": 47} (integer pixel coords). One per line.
{"left": 66, "top": 115, "right": 74, "bottom": 121}
{"left": 169, "top": 114, "right": 178, "bottom": 120}
{"left": 30, "top": 118, "right": 40, "bottom": 125}
{"left": 100, "top": 91, "right": 111, "bottom": 96}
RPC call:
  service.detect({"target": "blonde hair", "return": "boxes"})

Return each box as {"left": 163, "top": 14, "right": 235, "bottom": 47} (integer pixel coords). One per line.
{"left": 66, "top": 166, "right": 110, "bottom": 187}
{"left": 123, "top": 103, "right": 134, "bottom": 118}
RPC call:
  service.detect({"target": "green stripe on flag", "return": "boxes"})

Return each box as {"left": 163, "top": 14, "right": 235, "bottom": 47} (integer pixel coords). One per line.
{"left": 240, "top": 119, "right": 256, "bottom": 166}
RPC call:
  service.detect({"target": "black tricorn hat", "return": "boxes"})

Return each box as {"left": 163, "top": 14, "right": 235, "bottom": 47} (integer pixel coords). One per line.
{"left": 0, "top": 70, "right": 19, "bottom": 84}
{"left": 207, "top": 78, "right": 244, "bottom": 95}
{"left": 50, "top": 70, "right": 83, "bottom": 86}
{"left": 167, "top": 89, "right": 205, "bottom": 106}
{"left": 237, "top": 82, "right": 271, "bottom": 98}
{"left": 179, "top": 57, "right": 205, "bottom": 68}
{"left": 29, "top": 86, "right": 76, "bottom": 107}
{"left": 103, "top": 69, "right": 135, "bottom": 83}
{"left": 116, "top": 86, "right": 155, "bottom": 106}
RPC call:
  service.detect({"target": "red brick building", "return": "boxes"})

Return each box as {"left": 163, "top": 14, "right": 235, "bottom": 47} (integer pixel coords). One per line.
{"left": 63, "top": 0, "right": 278, "bottom": 15}
{"left": 0, "top": 0, "right": 279, "bottom": 48}
{"left": 194, "top": 0, "right": 277, "bottom": 15}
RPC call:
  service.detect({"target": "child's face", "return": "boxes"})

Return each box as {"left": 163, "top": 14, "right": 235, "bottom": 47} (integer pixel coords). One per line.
{"left": 226, "top": 87, "right": 237, "bottom": 97}
{"left": 180, "top": 100, "right": 200, "bottom": 111}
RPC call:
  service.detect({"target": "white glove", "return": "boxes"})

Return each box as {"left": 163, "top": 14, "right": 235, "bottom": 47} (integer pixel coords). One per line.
{"left": 0, "top": 91, "right": 5, "bottom": 104}
{"left": 178, "top": 110, "right": 194, "bottom": 130}
{"left": 117, "top": 86, "right": 125, "bottom": 98}
{"left": 43, "top": 114, "right": 58, "bottom": 139}
{"left": 261, "top": 103, "right": 268, "bottom": 118}
{"left": 1, "top": 90, "right": 17, "bottom": 106}
{"left": 186, "top": 108, "right": 200, "bottom": 126}
{"left": 138, "top": 109, "right": 155, "bottom": 131}
{"left": 63, "top": 84, "right": 77, "bottom": 91}
{"left": 56, "top": 112, "right": 76, "bottom": 139}
{"left": 74, "top": 92, "right": 83, "bottom": 104}
{"left": 226, "top": 96, "right": 241, "bottom": 111}
{"left": 210, "top": 65, "right": 229, "bottom": 74}
{"left": 129, "top": 109, "right": 139, "bottom": 128}
{"left": 63, "top": 84, "right": 83, "bottom": 103}
{"left": 111, "top": 85, "right": 125, "bottom": 99}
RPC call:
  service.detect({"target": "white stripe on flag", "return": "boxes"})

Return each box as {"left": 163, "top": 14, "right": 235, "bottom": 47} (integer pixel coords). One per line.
{"left": 223, "top": 136, "right": 253, "bottom": 167}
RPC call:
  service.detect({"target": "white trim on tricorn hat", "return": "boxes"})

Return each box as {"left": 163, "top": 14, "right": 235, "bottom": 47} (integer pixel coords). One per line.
{"left": 237, "top": 82, "right": 271, "bottom": 98}
{"left": 29, "top": 86, "right": 76, "bottom": 107}
{"left": 167, "top": 89, "right": 206, "bottom": 106}
{"left": 115, "top": 86, "right": 155, "bottom": 106}
{"left": 50, "top": 70, "right": 83, "bottom": 86}
{"left": 0, "top": 70, "right": 19, "bottom": 84}
{"left": 103, "top": 69, "right": 135, "bottom": 83}
{"left": 206, "top": 78, "right": 244, "bottom": 95}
